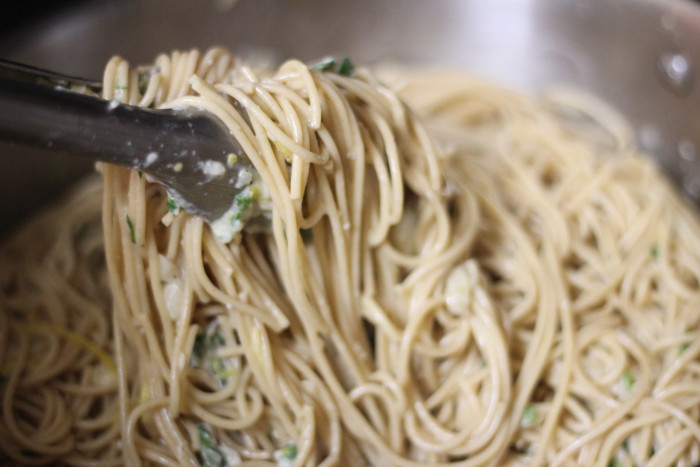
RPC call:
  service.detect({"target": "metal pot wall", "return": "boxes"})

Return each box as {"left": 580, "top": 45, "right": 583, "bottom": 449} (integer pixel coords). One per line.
{"left": 1, "top": 0, "right": 700, "bottom": 235}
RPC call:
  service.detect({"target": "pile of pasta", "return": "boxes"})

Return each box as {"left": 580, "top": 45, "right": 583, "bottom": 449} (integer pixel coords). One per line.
{"left": 1, "top": 48, "right": 699, "bottom": 466}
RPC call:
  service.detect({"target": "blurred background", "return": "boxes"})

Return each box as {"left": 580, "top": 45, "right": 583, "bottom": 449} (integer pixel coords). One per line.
{"left": 0, "top": 0, "right": 88, "bottom": 40}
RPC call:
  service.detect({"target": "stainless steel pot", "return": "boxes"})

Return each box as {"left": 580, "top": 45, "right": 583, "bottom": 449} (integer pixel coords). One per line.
{"left": 2, "top": 0, "right": 700, "bottom": 235}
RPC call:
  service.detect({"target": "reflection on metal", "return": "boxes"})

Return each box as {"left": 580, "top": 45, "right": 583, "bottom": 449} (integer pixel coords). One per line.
{"left": 683, "top": 175, "right": 700, "bottom": 200}
{"left": 679, "top": 139, "right": 696, "bottom": 162}
{"left": 657, "top": 52, "right": 694, "bottom": 96}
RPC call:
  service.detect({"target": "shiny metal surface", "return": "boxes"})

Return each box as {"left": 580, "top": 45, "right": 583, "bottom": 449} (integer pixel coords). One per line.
{"left": 1, "top": 0, "right": 700, "bottom": 234}
{"left": 0, "top": 59, "right": 251, "bottom": 221}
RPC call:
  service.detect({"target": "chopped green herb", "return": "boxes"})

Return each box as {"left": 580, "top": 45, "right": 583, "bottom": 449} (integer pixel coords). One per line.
{"left": 274, "top": 442, "right": 298, "bottom": 466}
{"left": 608, "top": 459, "right": 622, "bottom": 467}
{"left": 191, "top": 330, "right": 224, "bottom": 364}
{"left": 210, "top": 356, "right": 234, "bottom": 384}
{"left": 114, "top": 83, "right": 128, "bottom": 90}
{"left": 231, "top": 193, "right": 254, "bottom": 225}
{"left": 192, "top": 333, "right": 207, "bottom": 362}
{"left": 226, "top": 153, "right": 238, "bottom": 167}
{"left": 137, "top": 170, "right": 143, "bottom": 179}
{"left": 173, "top": 162, "right": 183, "bottom": 172}
{"left": 649, "top": 244, "right": 659, "bottom": 258}
{"left": 137, "top": 66, "right": 159, "bottom": 95}
{"left": 191, "top": 326, "right": 236, "bottom": 387}
{"left": 338, "top": 57, "right": 355, "bottom": 76}
{"left": 197, "top": 423, "right": 225, "bottom": 467}
{"left": 309, "top": 56, "right": 355, "bottom": 76}
{"left": 166, "top": 197, "right": 179, "bottom": 215}
{"left": 521, "top": 403, "right": 537, "bottom": 428}
{"left": 621, "top": 371, "right": 635, "bottom": 391}
{"left": 236, "top": 195, "right": 253, "bottom": 210}
{"left": 211, "top": 332, "right": 225, "bottom": 347}
{"left": 679, "top": 342, "right": 690, "bottom": 356}
{"left": 280, "top": 443, "right": 297, "bottom": 460}
{"left": 310, "top": 57, "right": 336, "bottom": 71}
{"left": 199, "top": 446, "right": 224, "bottom": 467}
{"left": 197, "top": 423, "right": 216, "bottom": 448}
{"left": 126, "top": 215, "right": 136, "bottom": 244}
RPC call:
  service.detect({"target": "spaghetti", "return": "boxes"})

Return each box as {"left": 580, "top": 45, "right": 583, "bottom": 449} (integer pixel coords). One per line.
{"left": 1, "top": 48, "right": 700, "bottom": 466}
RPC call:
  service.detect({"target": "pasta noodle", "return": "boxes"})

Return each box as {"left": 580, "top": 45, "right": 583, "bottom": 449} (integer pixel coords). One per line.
{"left": 1, "top": 48, "right": 700, "bottom": 466}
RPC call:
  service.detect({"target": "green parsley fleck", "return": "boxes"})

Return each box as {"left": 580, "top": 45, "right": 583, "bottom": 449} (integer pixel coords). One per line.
{"left": 137, "top": 66, "right": 159, "bottom": 95}
{"left": 621, "top": 371, "right": 635, "bottom": 391}
{"left": 199, "top": 446, "right": 224, "bottom": 467}
{"left": 196, "top": 423, "right": 225, "bottom": 467}
{"left": 210, "top": 357, "right": 233, "bottom": 385}
{"left": 137, "top": 170, "right": 143, "bottom": 179}
{"left": 191, "top": 330, "right": 225, "bottom": 363}
{"left": 126, "top": 215, "right": 136, "bottom": 244}
{"left": 309, "top": 56, "right": 355, "bottom": 76}
{"left": 192, "top": 333, "right": 207, "bottom": 363}
{"left": 166, "top": 197, "right": 179, "bottom": 215}
{"left": 197, "top": 423, "right": 216, "bottom": 448}
{"left": 236, "top": 195, "right": 253, "bottom": 210}
{"left": 521, "top": 403, "right": 537, "bottom": 428}
{"left": 191, "top": 327, "right": 234, "bottom": 387}
{"left": 226, "top": 153, "right": 238, "bottom": 167}
{"left": 310, "top": 57, "right": 337, "bottom": 71}
{"left": 649, "top": 244, "right": 659, "bottom": 258}
{"left": 280, "top": 443, "right": 297, "bottom": 460}
{"left": 211, "top": 332, "right": 226, "bottom": 349}
{"left": 338, "top": 57, "right": 355, "bottom": 76}
{"left": 679, "top": 342, "right": 690, "bottom": 356}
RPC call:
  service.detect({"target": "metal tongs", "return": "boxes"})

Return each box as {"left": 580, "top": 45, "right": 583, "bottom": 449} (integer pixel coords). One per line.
{"left": 0, "top": 59, "right": 253, "bottom": 222}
